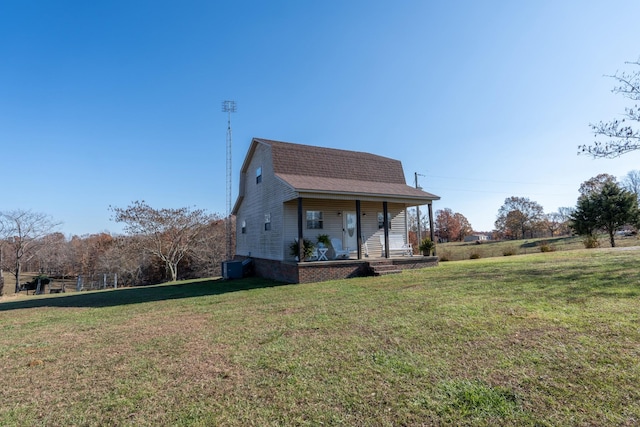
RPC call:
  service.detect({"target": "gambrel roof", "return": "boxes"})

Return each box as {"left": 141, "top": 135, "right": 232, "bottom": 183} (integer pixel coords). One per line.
{"left": 233, "top": 138, "right": 439, "bottom": 213}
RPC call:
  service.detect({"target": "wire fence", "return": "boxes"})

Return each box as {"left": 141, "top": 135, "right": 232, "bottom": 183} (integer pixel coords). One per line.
{"left": 76, "top": 273, "right": 120, "bottom": 291}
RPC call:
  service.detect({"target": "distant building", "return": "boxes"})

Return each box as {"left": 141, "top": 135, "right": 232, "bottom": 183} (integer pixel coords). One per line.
{"left": 464, "top": 234, "right": 490, "bottom": 242}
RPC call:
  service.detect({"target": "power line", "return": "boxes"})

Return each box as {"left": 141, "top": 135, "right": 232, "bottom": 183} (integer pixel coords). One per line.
{"left": 427, "top": 174, "right": 576, "bottom": 188}
{"left": 430, "top": 186, "right": 576, "bottom": 197}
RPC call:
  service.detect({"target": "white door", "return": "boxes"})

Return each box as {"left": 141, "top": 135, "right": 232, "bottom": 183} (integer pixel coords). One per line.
{"left": 343, "top": 211, "right": 358, "bottom": 251}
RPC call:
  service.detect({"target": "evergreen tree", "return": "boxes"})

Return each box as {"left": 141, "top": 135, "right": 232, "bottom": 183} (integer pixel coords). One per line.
{"left": 570, "top": 181, "right": 639, "bottom": 247}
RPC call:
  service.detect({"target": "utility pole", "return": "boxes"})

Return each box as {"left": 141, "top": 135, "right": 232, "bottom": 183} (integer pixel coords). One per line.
{"left": 222, "top": 100, "right": 236, "bottom": 261}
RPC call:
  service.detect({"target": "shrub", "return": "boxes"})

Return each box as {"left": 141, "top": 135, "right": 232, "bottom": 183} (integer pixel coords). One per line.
{"left": 289, "top": 238, "right": 315, "bottom": 260}
{"left": 502, "top": 248, "right": 516, "bottom": 256}
{"left": 539, "top": 242, "right": 555, "bottom": 252}
{"left": 583, "top": 235, "right": 600, "bottom": 249}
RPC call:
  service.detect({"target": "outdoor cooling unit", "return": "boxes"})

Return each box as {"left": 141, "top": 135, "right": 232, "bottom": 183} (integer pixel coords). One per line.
{"left": 221, "top": 260, "right": 243, "bottom": 280}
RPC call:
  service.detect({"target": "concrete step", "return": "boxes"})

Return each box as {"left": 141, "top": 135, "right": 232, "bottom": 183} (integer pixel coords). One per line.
{"left": 372, "top": 264, "right": 399, "bottom": 272}
{"left": 373, "top": 269, "right": 402, "bottom": 276}
{"left": 368, "top": 261, "right": 402, "bottom": 276}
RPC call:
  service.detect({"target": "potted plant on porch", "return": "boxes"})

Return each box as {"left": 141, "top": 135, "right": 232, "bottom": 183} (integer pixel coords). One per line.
{"left": 289, "top": 238, "right": 315, "bottom": 261}
{"left": 418, "top": 238, "right": 435, "bottom": 256}
{"left": 315, "top": 234, "right": 332, "bottom": 260}
{"left": 316, "top": 234, "right": 331, "bottom": 247}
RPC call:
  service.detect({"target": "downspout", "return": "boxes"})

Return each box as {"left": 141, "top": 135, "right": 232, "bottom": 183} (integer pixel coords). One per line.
{"left": 297, "top": 197, "right": 304, "bottom": 261}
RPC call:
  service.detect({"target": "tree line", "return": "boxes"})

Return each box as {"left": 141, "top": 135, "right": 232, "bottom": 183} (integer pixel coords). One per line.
{"left": 0, "top": 202, "right": 229, "bottom": 296}
{"left": 406, "top": 170, "right": 640, "bottom": 246}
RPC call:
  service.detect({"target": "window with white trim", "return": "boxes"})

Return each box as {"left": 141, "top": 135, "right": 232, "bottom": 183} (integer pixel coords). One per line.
{"left": 306, "top": 211, "right": 323, "bottom": 229}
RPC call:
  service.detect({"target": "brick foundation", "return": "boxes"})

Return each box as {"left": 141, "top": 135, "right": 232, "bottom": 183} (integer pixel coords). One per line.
{"left": 235, "top": 255, "right": 438, "bottom": 284}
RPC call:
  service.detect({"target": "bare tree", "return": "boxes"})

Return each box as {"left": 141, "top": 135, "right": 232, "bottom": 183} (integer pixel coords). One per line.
{"left": 0, "top": 210, "right": 61, "bottom": 293}
{"left": 580, "top": 59, "right": 640, "bottom": 158}
{"left": 110, "top": 201, "right": 215, "bottom": 282}
{"left": 557, "top": 207, "right": 575, "bottom": 221}
{"left": 406, "top": 208, "right": 431, "bottom": 245}
{"left": 544, "top": 209, "right": 572, "bottom": 237}
{"left": 622, "top": 170, "right": 640, "bottom": 202}
{"left": 96, "top": 235, "right": 145, "bottom": 286}
{"left": 34, "top": 232, "right": 67, "bottom": 276}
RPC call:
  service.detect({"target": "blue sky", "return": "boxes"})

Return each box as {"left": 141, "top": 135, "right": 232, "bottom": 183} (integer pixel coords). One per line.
{"left": 2, "top": 1, "right": 640, "bottom": 236}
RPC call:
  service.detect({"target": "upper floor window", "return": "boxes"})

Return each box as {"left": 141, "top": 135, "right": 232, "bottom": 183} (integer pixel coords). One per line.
{"left": 306, "top": 211, "right": 323, "bottom": 229}
{"left": 256, "top": 167, "right": 262, "bottom": 184}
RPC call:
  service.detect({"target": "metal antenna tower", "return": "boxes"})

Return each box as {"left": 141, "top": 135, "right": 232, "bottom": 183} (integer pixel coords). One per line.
{"left": 415, "top": 172, "right": 426, "bottom": 241}
{"left": 222, "top": 100, "right": 236, "bottom": 260}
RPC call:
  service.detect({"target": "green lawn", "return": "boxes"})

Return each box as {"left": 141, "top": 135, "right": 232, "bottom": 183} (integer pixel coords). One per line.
{"left": 1, "top": 247, "right": 639, "bottom": 426}
{"left": 436, "top": 233, "right": 639, "bottom": 261}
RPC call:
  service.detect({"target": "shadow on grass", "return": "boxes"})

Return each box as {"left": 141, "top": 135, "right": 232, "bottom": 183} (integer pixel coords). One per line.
{"left": 519, "top": 236, "right": 576, "bottom": 249}
{"left": 0, "top": 277, "right": 288, "bottom": 311}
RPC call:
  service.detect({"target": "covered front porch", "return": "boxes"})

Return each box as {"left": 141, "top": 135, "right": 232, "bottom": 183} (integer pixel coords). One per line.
{"left": 285, "top": 197, "right": 436, "bottom": 263}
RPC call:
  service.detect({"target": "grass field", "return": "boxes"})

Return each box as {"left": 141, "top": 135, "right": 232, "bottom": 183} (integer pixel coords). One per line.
{"left": 436, "top": 233, "right": 640, "bottom": 261}
{"left": 1, "top": 247, "right": 639, "bottom": 426}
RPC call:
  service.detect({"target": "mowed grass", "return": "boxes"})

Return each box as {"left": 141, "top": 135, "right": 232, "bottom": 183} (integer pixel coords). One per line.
{"left": 1, "top": 248, "right": 640, "bottom": 426}
{"left": 437, "top": 233, "right": 640, "bottom": 261}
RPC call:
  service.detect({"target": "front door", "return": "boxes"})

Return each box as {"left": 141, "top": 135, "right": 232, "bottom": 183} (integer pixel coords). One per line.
{"left": 343, "top": 211, "right": 358, "bottom": 251}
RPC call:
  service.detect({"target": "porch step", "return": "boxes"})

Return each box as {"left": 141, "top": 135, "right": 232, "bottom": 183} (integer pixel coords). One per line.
{"left": 368, "top": 261, "right": 402, "bottom": 276}
{"left": 374, "top": 269, "right": 402, "bottom": 276}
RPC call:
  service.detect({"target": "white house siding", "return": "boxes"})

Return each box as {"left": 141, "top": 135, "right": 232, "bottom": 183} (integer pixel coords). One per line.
{"left": 283, "top": 199, "right": 350, "bottom": 260}
{"left": 362, "top": 202, "right": 408, "bottom": 257}
{"left": 236, "top": 142, "right": 289, "bottom": 260}
{"left": 282, "top": 200, "right": 409, "bottom": 260}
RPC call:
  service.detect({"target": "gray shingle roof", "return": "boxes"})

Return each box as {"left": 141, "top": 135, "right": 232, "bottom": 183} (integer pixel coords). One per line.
{"left": 252, "top": 138, "right": 440, "bottom": 202}
{"left": 264, "top": 139, "right": 406, "bottom": 184}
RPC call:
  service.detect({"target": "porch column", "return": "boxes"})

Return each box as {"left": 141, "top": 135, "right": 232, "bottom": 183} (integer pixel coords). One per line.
{"left": 383, "top": 201, "right": 390, "bottom": 258}
{"left": 428, "top": 202, "right": 436, "bottom": 256}
{"left": 355, "top": 200, "right": 362, "bottom": 259}
{"left": 297, "top": 197, "right": 304, "bottom": 261}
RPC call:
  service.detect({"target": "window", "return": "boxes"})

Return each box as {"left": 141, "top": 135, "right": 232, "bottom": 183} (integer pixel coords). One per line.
{"left": 264, "top": 213, "right": 271, "bottom": 231}
{"left": 256, "top": 167, "right": 262, "bottom": 184}
{"left": 378, "top": 212, "right": 392, "bottom": 229}
{"left": 241, "top": 220, "right": 246, "bottom": 234}
{"left": 306, "top": 211, "right": 323, "bottom": 229}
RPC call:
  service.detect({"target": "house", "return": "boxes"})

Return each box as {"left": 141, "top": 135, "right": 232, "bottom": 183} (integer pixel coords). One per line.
{"left": 464, "top": 234, "right": 490, "bottom": 242}
{"left": 231, "top": 138, "right": 440, "bottom": 283}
